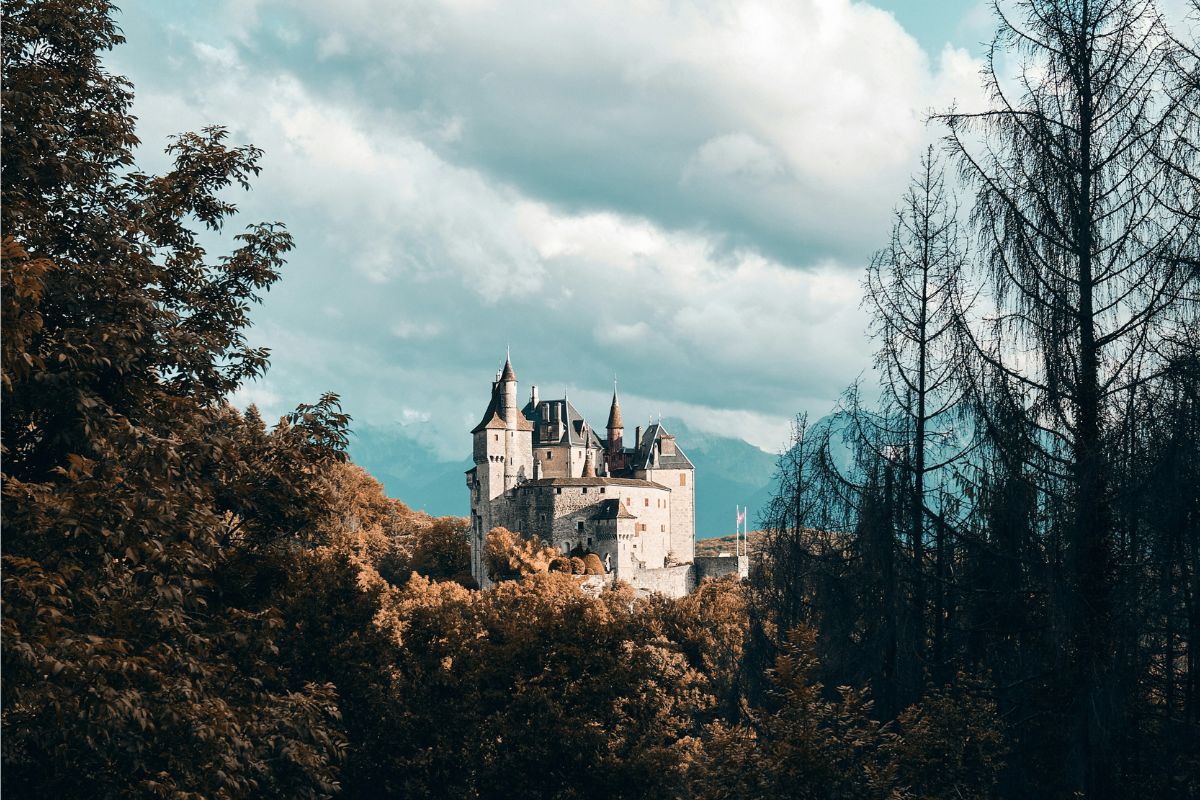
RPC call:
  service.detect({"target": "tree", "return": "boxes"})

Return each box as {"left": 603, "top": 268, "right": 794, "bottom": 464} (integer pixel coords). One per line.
{"left": 483, "top": 526, "right": 558, "bottom": 581}
{"left": 862, "top": 147, "right": 973, "bottom": 680}
{"left": 938, "top": 0, "right": 1200, "bottom": 793}
{"left": 691, "top": 626, "right": 1008, "bottom": 800}
{"left": 2, "top": 2, "right": 349, "bottom": 795}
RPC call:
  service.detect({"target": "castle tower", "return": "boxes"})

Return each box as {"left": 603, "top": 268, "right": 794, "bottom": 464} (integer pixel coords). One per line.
{"left": 468, "top": 355, "right": 535, "bottom": 587}
{"left": 469, "top": 375, "right": 507, "bottom": 587}
{"left": 499, "top": 356, "right": 520, "bottom": 488}
{"left": 605, "top": 391, "right": 625, "bottom": 473}
{"left": 499, "top": 357, "right": 518, "bottom": 426}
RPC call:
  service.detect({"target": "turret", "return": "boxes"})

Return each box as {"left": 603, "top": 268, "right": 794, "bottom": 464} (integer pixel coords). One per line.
{"left": 500, "top": 356, "right": 518, "bottom": 428}
{"left": 606, "top": 391, "right": 625, "bottom": 472}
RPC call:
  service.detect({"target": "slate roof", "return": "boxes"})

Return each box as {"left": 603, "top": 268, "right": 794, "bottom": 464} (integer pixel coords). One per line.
{"left": 628, "top": 422, "right": 695, "bottom": 471}
{"left": 471, "top": 385, "right": 505, "bottom": 433}
{"left": 522, "top": 397, "right": 605, "bottom": 449}
{"left": 590, "top": 498, "right": 636, "bottom": 520}
{"left": 472, "top": 382, "right": 533, "bottom": 433}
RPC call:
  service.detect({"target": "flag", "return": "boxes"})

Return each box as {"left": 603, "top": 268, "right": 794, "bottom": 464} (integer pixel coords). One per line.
{"left": 736, "top": 507, "right": 747, "bottom": 526}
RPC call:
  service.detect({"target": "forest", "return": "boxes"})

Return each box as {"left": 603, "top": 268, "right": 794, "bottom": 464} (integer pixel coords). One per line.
{"left": 2, "top": 0, "right": 1197, "bottom": 798}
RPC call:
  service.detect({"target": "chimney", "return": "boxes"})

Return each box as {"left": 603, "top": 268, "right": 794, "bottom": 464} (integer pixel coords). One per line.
{"left": 531, "top": 384, "right": 539, "bottom": 408}
{"left": 635, "top": 426, "right": 642, "bottom": 449}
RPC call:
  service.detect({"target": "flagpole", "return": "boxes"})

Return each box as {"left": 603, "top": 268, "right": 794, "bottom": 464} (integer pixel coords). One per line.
{"left": 735, "top": 505, "right": 740, "bottom": 556}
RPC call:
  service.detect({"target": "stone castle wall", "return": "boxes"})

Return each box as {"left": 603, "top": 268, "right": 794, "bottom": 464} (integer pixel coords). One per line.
{"left": 503, "top": 483, "right": 673, "bottom": 564}
{"left": 627, "top": 564, "right": 696, "bottom": 598}
{"left": 643, "top": 466, "right": 695, "bottom": 563}
{"left": 694, "top": 555, "right": 749, "bottom": 582}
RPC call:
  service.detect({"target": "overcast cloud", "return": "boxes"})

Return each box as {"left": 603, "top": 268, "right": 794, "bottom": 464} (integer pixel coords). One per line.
{"left": 111, "top": 0, "right": 991, "bottom": 458}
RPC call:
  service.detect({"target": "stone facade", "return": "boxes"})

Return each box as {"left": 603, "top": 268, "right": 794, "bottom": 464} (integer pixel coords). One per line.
{"left": 465, "top": 356, "right": 740, "bottom": 597}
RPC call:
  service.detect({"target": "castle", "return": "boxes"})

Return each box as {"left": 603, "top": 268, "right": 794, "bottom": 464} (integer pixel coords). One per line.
{"left": 466, "top": 356, "right": 746, "bottom": 597}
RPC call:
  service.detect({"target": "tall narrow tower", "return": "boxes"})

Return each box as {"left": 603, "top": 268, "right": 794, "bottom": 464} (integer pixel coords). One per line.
{"left": 605, "top": 390, "right": 625, "bottom": 473}
{"left": 499, "top": 356, "right": 519, "bottom": 489}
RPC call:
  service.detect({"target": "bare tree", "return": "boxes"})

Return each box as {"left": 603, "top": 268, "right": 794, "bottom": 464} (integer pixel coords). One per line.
{"left": 861, "top": 147, "right": 973, "bottom": 678}
{"left": 937, "top": 0, "right": 1200, "bottom": 794}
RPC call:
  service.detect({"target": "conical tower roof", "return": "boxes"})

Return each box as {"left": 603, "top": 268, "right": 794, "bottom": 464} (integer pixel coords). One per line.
{"left": 606, "top": 391, "right": 623, "bottom": 430}
{"left": 500, "top": 356, "right": 516, "bottom": 382}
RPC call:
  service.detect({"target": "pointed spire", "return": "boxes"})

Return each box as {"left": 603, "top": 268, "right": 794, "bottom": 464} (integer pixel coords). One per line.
{"left": 606, "top": 390, "right": 624, "bottom": 430}
{"left": 500, "top": 354, "right": 516, "bottom": 382}
{"left": 582, "top": 449, "right": 597, "bottom": 478}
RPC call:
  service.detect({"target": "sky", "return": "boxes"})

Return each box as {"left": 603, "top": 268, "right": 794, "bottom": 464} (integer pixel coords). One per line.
{"left": 109, "top": 0, "right": 998, "bottom": 459}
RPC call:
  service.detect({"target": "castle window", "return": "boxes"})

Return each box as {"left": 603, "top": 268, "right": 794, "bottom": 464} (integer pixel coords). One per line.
{"left": 556, "top": 487, "right": 562, "bottom": 495}
{"left": 577, "top": 521, "right": 584, "bottom": 533}
{"left": 494, "top": 434, "right": 499, "bottom": 441}
{"left": 599, "top": 487, "right": 605, "bottom": 494}
{"left": 679, "top": 473, "right": 687, "bottom": 486}
{"left": 661, "top": 524, "right": 666, "bottom": 532}
{"left": 587, "top": 537, "right": 592, "bottom": 545}
{"left": 644, "top": 498, "right": 649, "bottom": 507}
{"left": 582, "top": 487, "right": 588, "bottom": 494}
{"left": 546, "top": 451, "right": 552, "bottom": 459}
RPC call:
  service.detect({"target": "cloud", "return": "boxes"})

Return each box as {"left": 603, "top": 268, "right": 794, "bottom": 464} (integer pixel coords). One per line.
{"left": 109, "top": 0, "right": 984, "bottom": 463}
{"left": 682, "top": 133, "right": 784, "bottom": 186}
{"left": 217, "top": 0, "right": 986, "bottom": 264}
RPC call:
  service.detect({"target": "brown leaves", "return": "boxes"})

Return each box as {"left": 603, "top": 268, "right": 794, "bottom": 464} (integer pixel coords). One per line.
{"left": 1, "top": 235, "right": 52, "bottom": 393}
{"left": 484, "top": 526, "right": 559, "bottom": 581}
